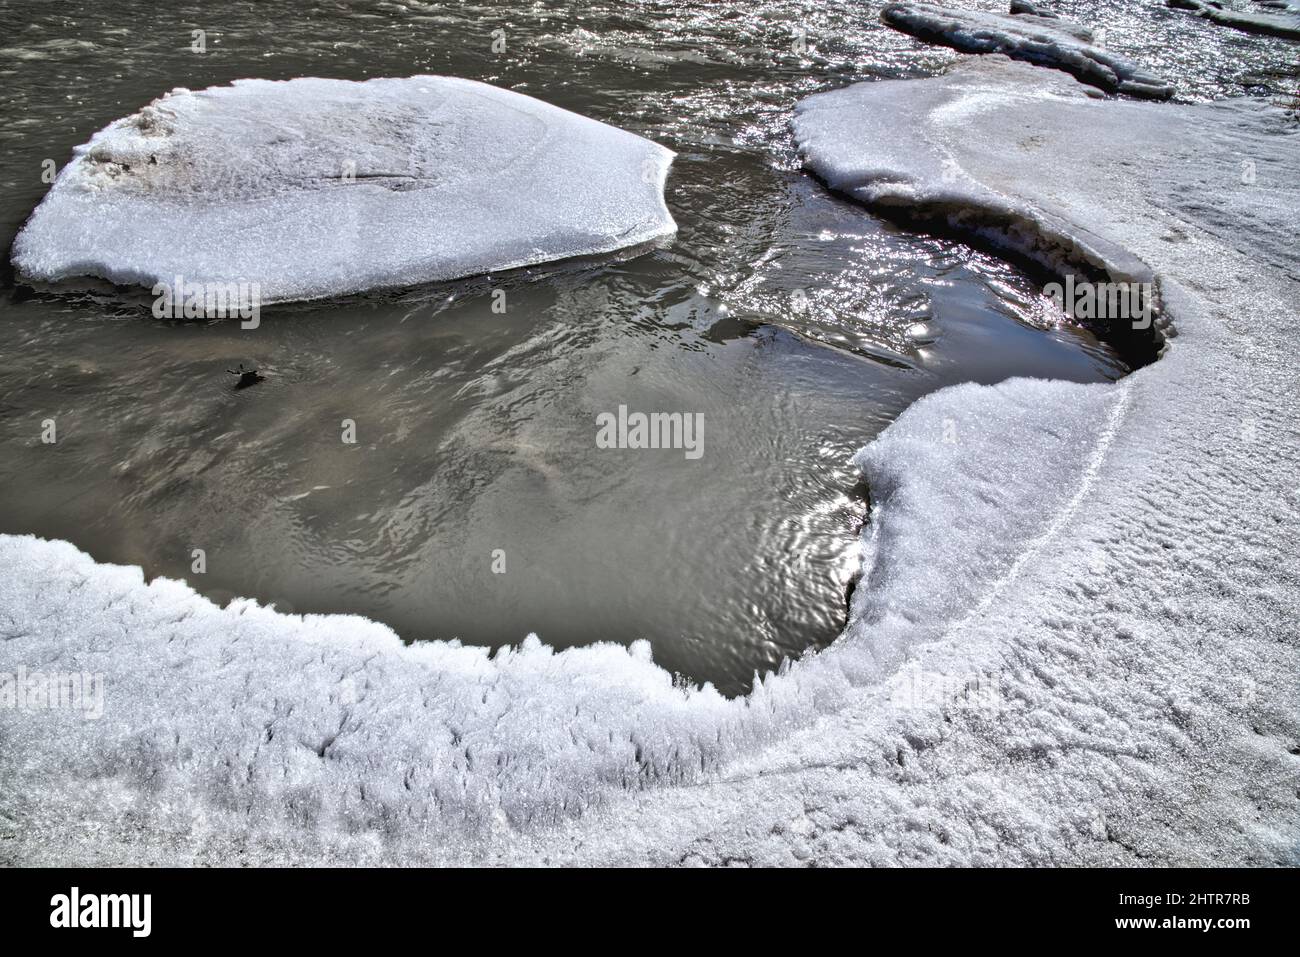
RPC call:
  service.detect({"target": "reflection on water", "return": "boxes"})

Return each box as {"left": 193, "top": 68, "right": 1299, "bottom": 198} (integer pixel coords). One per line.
{"left": 3, "top": 0, "right": 1281, "bottom": 694}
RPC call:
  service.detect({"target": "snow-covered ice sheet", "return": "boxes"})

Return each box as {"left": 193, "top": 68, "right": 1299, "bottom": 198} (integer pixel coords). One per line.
{"left": 880, "top": 2, "right": 1175, "bottom": 99}
{"left": 10, "top": 77, "right": 677, "bottom": 303}
{"left": 1166, "top": 0, "right": 1300, "bottom": 40}
{"left": 3, "top": 57, "right": 1298, "bottom": 865}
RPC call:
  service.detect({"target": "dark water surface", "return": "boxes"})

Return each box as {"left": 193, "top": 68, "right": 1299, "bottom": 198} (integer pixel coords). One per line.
{"left": 0, "top": 1, "right": 1289, "bottom": 694}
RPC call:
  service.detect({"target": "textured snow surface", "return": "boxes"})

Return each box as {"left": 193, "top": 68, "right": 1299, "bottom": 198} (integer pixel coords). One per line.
{"left": 10, "top": 76, "right": 677, "bottom": 303}
{"left": 4, "top": 58, "right": 1299, "bottom": 865}
{"left": 1167, "top": 0, "right": 1300, "bottom": 39}
{"left": 881, "top": 3, "right": 1175, "bottom": 98}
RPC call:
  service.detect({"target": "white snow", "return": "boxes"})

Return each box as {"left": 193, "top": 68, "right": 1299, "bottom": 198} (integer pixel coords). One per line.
{"left": 880, "top": 3, "right": 1175, "bottom": 99}
{"left": 1166, "top": 0, "right": 1300, "bottom": 40}
{"left": 3, "top": 57, "right": 1299, "bottom": 865}
{"left": 10, "top": 77, "right": 677, "bottom": 304}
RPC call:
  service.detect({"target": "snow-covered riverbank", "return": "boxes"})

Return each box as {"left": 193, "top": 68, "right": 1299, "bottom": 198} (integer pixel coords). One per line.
{"left": 3, "top": 55, "right": 1297, "bottom": 865}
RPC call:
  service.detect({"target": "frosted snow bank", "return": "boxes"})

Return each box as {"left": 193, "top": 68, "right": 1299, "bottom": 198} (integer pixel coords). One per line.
{"left": 3, "top": 58, "right": 1298, "bottom": 865}
{"left": 1166, "top": 0, "right": 1300, "bottom": 40}
{"left": 881, "top": 3, "right": 1174, "bottom": 99}
{"left": 10, "top": 77, "right": 676, "bottom": 303}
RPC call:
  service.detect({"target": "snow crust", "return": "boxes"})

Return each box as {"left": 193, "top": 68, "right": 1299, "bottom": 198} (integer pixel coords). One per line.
{"left": 3, "top": 58, "right": 1298, "bottom": 865}
{"left": 10, "top": 77, "right": 677, "bottom": 303}
{"left": 1167, "top": 0, "right": 1300, "bottom": 39}
{"left": 881, "top": 3, "right": 1175, "bottom": 99}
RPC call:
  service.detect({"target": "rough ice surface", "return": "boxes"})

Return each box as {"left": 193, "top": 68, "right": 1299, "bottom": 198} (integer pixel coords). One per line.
{"left": 881, "top": 3, "right": 1175, "bottom": 99}
{"left": 4, "top": 57, "right": 1299, "bottom": 864}
{"left": 1166, "top": 0, "right": 1300, "bottom": 39}
{"left": 1008, "top": 0, "right": 1062, "bottom": 16}
{"left": 10, "top": 76, "right": 677, "bottom": 303}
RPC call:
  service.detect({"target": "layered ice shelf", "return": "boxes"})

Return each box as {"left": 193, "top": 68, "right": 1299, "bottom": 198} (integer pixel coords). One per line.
{"left": 10, "top": 77, "right": 677, "bottom": 303}
{"left": 881, "top": 3, "right": 1174, "bottom": 98}
{"left": 1166, "top": 0, "right": 1300, "bottom": 40}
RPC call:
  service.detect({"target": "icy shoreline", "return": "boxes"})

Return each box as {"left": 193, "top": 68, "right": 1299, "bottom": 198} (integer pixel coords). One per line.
{"left": 3, "top": 57, "right": 1298, "bottom": 866}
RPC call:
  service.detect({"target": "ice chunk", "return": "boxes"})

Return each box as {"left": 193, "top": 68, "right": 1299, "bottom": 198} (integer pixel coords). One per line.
{"left": 1165, "top": 0, "right": 1300, "bottom": 40}
{"left": 1008, "top": 0, "right": 1062, "bottom": 17}
{"left": 880, "top": 3, "right": 1175, "bottom": 99}
{"left": 10, "top": 77, "right": 677, "bottom": 303}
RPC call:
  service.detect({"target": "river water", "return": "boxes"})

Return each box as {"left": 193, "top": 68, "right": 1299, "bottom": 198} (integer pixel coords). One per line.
{"left": 0, "top": 1, "right": 1291, "bottom": 694}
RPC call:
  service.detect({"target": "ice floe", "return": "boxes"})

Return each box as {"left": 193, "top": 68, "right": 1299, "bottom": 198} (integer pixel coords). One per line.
{"left": 880, "top": 2, "right": 1175, "bottom": 99}
{"left": 1166, "top": 0, "right": 1300, "bottom": 40}
{"left": 3, "top": 58, "right": 1299, "bottom": 865}
{"left": 1008, "top": 0, "right": 1062, "bottom": 16}
{"left": 10, "top": 77, "right": 676, "bottom": 304}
